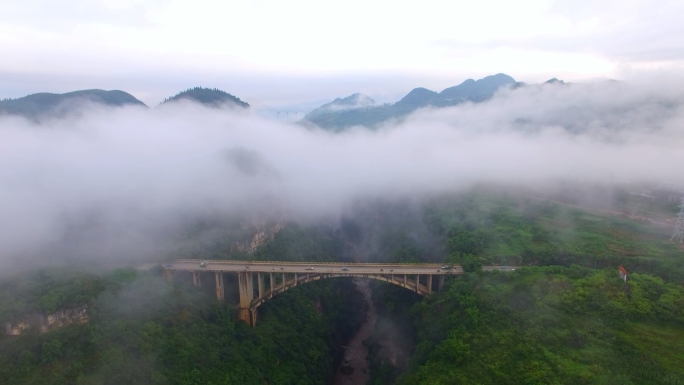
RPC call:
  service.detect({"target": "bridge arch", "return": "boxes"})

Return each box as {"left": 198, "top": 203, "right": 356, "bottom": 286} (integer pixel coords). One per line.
{"left": 163, "top": 260, "right": 456, "bottom": 327}
{"left": 250, "top": 271, "right": 436, "bottom": 309}
{"left": 242, "top": 271, "right": 444, "bottom": 326}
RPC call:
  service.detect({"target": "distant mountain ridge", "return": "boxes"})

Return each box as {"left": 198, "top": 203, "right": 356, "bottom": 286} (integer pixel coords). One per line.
{"left": 161, "top": 87, "right": 249, "bottom": 108}
{"left": 0, "top": 89, "right": 146, "bottom": 120}
{"left": 306, "top": 93, "right": 376, "bottom": 118}
{"left": 0, "top": 87, "right": 250, "bottom": 120}
{"left": 302, "top": 73, "right": 518, "bottom": 130}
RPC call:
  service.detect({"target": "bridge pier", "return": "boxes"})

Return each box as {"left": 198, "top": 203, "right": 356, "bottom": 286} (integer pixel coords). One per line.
{"left": 269, "top": 273, "right": 275, "bottom": 297}
{"left": 215, "top": 272, "right": 224, "bottom": 302}
{"left": 164, "top": 269, "right": 172, "bottom": 282}
{"left": 250, "top": 308, "right": 257, "bottom": 327}
{"left": 238, "top": 272, "right": 255, "bottom": 326}
{"left": 192, "top": 272, "right": 201, "bottom": 288}
{"left": 415, "top": 275, "right": 420, "bottom": 293}
{"left": 428, "top": 275, "right": 433, "bottom": 295}
{"left": 258, "top": 273, "right": 265, "bottom": 299}
{"left": 438, "top": 275, "right": 444, "bottom": 291}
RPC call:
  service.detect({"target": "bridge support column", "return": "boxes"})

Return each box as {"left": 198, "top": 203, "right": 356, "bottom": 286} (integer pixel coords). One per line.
{"left": 438, "top": 275, "right": 445, "bottom": 292}
{"left": 215, "top": 272, "right": 224, "bottom": 302}
{"left": 250, "top": 308, "right": 257, "bottom": 328}
{"left": 238, "top": 272, "right": 254, "bottom": 326}
{"left": 415, "top": 275, "right": 420, "bottom": 293}
{"left": 164, "top": 269, "right": 172, "bottom": 281}
{"left": 294, "top": 273, "right": 298, "bottom": 286}
{"left": 403, "top": 274, "right": 407, "bottom": 287}
{"left": 258, "top": 273, "right": 265, "bottom": 299}
{"left": 192, "top": 272, "right": 201, "bottom": 288}
{"left": 281, "top": 273, "right": 285, "bottom": 290}
{"left": 269, "top": 273, "right": 275, "bottom": 297}
{"left": 428, "top": 275, "right": 433, "bottom": 295}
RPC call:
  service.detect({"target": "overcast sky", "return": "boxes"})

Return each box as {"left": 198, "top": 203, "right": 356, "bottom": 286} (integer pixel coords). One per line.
{"left": 1, "top": 0, "right": 684, "bottom": 108}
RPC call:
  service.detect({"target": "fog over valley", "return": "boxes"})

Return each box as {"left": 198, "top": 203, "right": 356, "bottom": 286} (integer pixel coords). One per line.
{"left": 6, "top": 1, "right": 684, "bottom": 383}
{"left": 1, "top": 78, "right": 683, "bottom": 270}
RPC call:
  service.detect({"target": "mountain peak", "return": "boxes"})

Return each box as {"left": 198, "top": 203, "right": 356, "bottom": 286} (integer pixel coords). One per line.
{"left": 545, "top": 78, "right": 565, "bottom": 84}
{"left": 305, "top": 93, "right": 376, "bottom": 119}
{"left": 394, "top": 87, "right": 438, "bottom": 110}
{"left": 162, "top": 87, "right": 249, "bottom": 108}
{"left": 0, "top": 89, "right": 146, "bottom": 120}
{"left": 434, "top": 73, "right": 515, "bottom": 106}
{"left": 334, "top": 93, "right": 376, "bottom": 108}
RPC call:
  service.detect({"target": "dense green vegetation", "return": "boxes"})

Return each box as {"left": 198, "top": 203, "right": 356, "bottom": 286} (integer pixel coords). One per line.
{"left": 2, "top": 191, "right": 682, "bottom": 384}
{"left": 347, "top": 192, "right": 684, "bottom": 384}
{"left": 0, "top": 269, "right": 363, "bottom": 385}
{"left": 0, "top": 270, "right": 106, "bottom": 323}
{"left": 0, "top": 224, "right": 364, "bottom": 385}
{"left": 400, "top": 267, "right": 684, "bottom": 384}
{"left": 424, "top": 193, "right": 683, "bottom": 282}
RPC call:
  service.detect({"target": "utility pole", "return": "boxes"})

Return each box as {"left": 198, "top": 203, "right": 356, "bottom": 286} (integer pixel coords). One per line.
{"left": 671, "top": 197, "right": 684, "bottom": 244}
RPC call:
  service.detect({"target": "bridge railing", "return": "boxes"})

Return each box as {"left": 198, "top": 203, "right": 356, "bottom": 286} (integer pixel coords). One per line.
{"left": 175, "top": 259, "right": 446, "bottom": 267}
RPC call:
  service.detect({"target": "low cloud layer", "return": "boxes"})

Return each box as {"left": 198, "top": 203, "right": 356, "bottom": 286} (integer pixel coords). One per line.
{"left": 1, "top": 81, "right": 683, "bottom": 268}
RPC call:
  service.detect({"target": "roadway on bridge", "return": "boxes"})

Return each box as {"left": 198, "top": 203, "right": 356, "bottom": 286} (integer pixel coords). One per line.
{"left": 165, "top": 260, "right": 464, "bottom": 275}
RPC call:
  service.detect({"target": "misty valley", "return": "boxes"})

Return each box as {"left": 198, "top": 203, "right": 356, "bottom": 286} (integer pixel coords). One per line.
{"left": 1, "top": 80, "right": 684, "bottom": 385}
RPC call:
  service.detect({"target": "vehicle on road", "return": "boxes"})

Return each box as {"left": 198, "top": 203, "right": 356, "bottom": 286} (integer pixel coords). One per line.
{"left": 305, "top": 266, "right": 314, "bottom": 270}
{"left": 164, "top": 263, "right": 173, "bottom": 268}
{"left": 341, "top": 267, "right": 349, "bottom": 271}
{"left": 380, "top": 269, "right": 384, "bottom": 272}
{"left": 441, "top": 265, "right": 451, "bottom": 269}
{"left": 200, "top": 261, "right": 208, "bottom": 268}
{"left": 390, "top": 269, "right": 393, "bottom": 272}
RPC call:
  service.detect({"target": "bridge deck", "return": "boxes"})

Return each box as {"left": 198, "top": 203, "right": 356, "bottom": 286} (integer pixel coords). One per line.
{"left": 166, "top": 260, "right": 463, "bottom": 275}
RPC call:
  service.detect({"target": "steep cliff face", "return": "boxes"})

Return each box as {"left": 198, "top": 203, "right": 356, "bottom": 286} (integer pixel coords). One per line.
{"left": 233, "top": 222, "right": 284, "bottom": 253}
{"left": 4, "top": 305, "right": 88, "bottom": 335}
{"left": 4, "top": 320, "right": 33, "bottom": 336}
{"left": 41, "top": 306, "right": 88, "bottom": 332}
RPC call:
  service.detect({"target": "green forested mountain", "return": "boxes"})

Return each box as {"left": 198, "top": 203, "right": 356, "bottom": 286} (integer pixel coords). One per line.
{"left": 338, "top": 192, "right": 684, "bottom": 384}
{"left": 1, "top": 191, "right": 683, "bottom": 385}
{"left": 0, "top": 90, "right": 146, "bottom": 120}
{"left": 0, "top": 224, "right": 364, "bottom": 385}
{"left": 161, "top": 87, "right": 249, "bottom": 108}
{"left": 301, "top": 73, "right": 517, "bottom": 130}
{"left": 401, "top": 267, "right": 684, "bottom": 384}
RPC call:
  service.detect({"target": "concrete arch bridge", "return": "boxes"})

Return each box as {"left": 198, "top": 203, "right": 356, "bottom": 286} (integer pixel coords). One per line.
{"left": 163, "top": 259, "right": 469, "bottom": 327}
